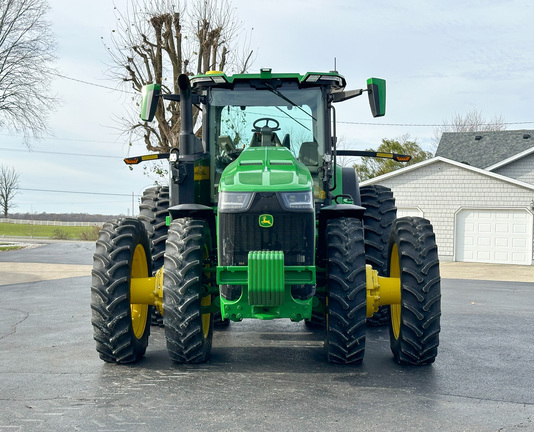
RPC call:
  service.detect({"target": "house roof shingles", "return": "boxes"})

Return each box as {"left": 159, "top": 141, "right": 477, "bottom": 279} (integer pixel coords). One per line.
{"left": 435, "top": 130, "right": 534, "bottom": 169}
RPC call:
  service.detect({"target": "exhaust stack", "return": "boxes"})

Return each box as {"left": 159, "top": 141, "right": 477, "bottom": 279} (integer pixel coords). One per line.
{"left": 178, "top": 74, "right": 197, "bottom": 156}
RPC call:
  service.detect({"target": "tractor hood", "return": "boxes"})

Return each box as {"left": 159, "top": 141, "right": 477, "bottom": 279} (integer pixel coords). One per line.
{"left": 219, "top": 147, "right": 312, "bottom": 193}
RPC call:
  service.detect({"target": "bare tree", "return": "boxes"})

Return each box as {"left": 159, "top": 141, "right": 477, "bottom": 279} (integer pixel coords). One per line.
{"left": 432, "top": 109, "right": 506, "bottom": 150}
{"left": 0, "top": 0, "right": 56, "bottom": 143}
{"left": 335, "top": 137, "right": 359, "bottom": 168}
{"left": 106, "top": 0, "right": 254, "bottom": 153}
{"left": 0, "top": 165, "right": 20, "bottom": 217}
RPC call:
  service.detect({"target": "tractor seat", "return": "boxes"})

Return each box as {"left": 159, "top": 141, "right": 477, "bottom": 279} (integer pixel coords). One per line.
{"left": 298, "top": 141, "right": 319, "bottom": 173}
{"left": 218, "top": 135, "right": 235, "bottom": 153}
{"left": 249, "top": 131, "right": 282, "bottom": 147}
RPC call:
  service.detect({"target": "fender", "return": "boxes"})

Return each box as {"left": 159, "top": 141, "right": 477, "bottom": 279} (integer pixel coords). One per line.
{"left": 316, "top": 203, "right": 366, "bottom": 265}
{"left": 168, "top": 204, "right": 216, "bottom": 249}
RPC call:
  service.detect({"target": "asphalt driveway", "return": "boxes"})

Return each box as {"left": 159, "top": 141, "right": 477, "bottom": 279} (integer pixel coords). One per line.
{"left": 0, "top": 240, "right": 532, "bottom": 431}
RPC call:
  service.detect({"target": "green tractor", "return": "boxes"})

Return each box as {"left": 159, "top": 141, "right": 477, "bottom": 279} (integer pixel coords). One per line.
{"left": 91, "top": 69, "right": 441, "bottom": 365}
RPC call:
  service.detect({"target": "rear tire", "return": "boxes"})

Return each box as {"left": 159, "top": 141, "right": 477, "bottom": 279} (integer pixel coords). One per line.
{"left": 138, "top": 186, "right": 169, "bottom": 270}
{"left": 388, "top": 217, "right": 441, "bottom": 365}
{"left": 360, "top": 185, "right": 396, "bottom": 326}
{"left": 138, "top": 186, "right": 169, "bottom": 327}
{"left": 91, "top": 218, "right": 152, "bottom": 363}
{"left": 324, "top": 218, "right": 367, "bottom": 364}
{"left": 163, "top": 218, "right": 214, "bottom": 363}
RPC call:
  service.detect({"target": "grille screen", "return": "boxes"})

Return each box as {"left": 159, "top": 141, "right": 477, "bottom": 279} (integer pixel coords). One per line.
{"left": 219, "top": 193, "right": 314, "bottom": 266}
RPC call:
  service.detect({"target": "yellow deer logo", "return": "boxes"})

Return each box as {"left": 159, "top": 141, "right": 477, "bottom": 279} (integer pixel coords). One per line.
{"left": 259, "top": 214, "right": 274, "bottom": 228}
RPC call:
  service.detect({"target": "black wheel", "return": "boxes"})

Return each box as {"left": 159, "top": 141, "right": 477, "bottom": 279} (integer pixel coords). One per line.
{"left": 324, "top": 218, "right": 367, "bottom": 364}
{"left": 163, "top": 218, "right": 214, "bottom": 363}
{"left": 360, "top": 185, "right": 396, "bottom": 326}
{"left": 91, "top": 218, "right": 152, "bottom": 363}
{"left": 138, "top": 186, "right": 169, "bottom": 326}
{"left": 388, "top": 217, "right": 441, "bottom": 365}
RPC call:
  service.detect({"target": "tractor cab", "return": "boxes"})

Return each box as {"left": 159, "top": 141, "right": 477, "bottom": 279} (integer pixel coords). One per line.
{"left": 136, "top": 69, "right": 387, "bottom": 210}
{"left": 193, "top": 71, "right": 333, "bottom": 207}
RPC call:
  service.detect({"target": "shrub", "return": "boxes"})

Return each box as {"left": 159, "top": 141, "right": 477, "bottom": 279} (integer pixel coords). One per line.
{"left": 80, "top": 225, "right": 102, "bottom": 241}
{"left": 53, "top": 228, "right": 71, "bottom": 240}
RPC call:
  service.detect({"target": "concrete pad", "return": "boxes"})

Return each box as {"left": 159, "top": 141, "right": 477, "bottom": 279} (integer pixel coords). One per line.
{"left": 0, "top": 262, "right": 92, "bottom": 286}
{"left": 0, "top": 260, "right": 532, "bottom": 286}
{"left": 440, "top": 261, "right": 533, "bottom": 282}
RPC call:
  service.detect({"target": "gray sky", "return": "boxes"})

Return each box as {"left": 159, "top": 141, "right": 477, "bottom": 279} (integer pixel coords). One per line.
{"left": 2, "top": 0, "right": 533, "bottom": 215}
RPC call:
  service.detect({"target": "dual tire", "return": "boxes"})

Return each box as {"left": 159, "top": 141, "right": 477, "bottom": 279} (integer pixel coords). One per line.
{"left": 138, "top": 186, "right": 170, "bottom": 326}
{"left": 163, "top": 218, "right": 214, "bottom": 363}
{"left": 324, "top": 215, "right": 441, "bottom": 365}
{"left": 91, "top": 218, "right": 152, "bottom": 364}
{"left": 360, "top": 185, "right": 396, "bottom": 326}
{"left": 324, "top": 218, "right": 367, "bottom": 364}
{"left": 388, "top": 217, "right": 441, "bottom": 365}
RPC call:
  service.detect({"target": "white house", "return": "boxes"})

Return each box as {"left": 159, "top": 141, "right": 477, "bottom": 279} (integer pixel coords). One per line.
{"left": 360, "top": 130, "right": 534, "bottom": 266}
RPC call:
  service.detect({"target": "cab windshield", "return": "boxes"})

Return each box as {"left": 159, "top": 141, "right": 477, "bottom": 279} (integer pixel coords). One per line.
{"left": 208, "top": 84, "right": 325, "bottom": 163}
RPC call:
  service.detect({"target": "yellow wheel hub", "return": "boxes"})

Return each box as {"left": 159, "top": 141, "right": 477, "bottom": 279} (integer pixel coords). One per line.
{"left": 131, "top": 244, "right": 149, "bottom": 339}
{"left": 201, "top": 244, "right": 211, "bottom": 339}
{"left": 389, "top": 244, "right": 401, "bottom": 339}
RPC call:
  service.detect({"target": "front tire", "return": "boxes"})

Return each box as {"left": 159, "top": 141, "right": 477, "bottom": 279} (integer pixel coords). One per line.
{"left": 91, "top": 218, "right": 152, "bottom": 363}
{"left": 324, "top": 218, "right": 367, "bottom": 364}
{"left": 388, "top": 217, "right": 441, "bottom": 365}
{"left": 163, "top": 218, "right": 214, "bottom": 363}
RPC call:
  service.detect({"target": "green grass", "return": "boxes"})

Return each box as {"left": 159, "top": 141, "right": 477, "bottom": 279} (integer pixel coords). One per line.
{"left": 0, "top": 245, "right": 24, "bottom": 251}
{"left": 0, "top": 222, "right": 101, "bottom": 240}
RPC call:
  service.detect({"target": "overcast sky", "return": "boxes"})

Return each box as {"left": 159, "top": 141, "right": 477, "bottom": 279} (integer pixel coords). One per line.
{"left": 2, "top": 0, "right": 533, "bottom": 215}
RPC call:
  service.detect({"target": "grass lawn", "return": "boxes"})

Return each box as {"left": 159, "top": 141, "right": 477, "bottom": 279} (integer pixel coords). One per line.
{"left": 0, "top": 222, "right": 101, "bottom": 240}
{"left": 0, "top": 244, "right": 24, "bottom": 251}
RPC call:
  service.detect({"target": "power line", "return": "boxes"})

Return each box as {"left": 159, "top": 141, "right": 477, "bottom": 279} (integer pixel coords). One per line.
{"left": 0, "top": 147, "right": 122, "bottom": 159}
{"left": 0, "top": 132, "right": 132, "bottom": 145}
{"left": 337, "top": 120, "right": 534, "bottom": 127}
{"left": 52, "top": 72, "right": 137, "bottom": 95}
{"left": 19, "top": 188, "right": 139, "bottom": 197}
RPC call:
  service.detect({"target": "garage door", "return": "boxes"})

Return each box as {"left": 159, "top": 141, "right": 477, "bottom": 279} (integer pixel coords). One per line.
{"left": 455, "top": 209, "right": 533, "bottom": 265}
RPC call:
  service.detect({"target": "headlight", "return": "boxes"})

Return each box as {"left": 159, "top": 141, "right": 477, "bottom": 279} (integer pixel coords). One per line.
{"left": 278, "top": 191, "right": 314, "bottom": 211}
{"left": 218, "top": 192, "right": 254, "bottom": 212}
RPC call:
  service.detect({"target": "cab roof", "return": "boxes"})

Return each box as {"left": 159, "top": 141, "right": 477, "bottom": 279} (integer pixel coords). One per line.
{"left": 190, "top": 68, "right": 347, "bottom": 90}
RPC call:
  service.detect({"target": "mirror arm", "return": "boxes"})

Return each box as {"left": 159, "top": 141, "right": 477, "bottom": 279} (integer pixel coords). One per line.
{"left": 332, "top": 88, "right": 363, "bottom": 103}
{"left": 336, "top": 150, "right": 411, "bottom": 162}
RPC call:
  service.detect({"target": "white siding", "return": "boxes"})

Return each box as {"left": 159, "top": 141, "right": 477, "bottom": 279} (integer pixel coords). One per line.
{"left": 492, "top": 153, "right": 534, "bottom": 185}
{"left": 370, "top": 160, "right": 534, "bottom": 264}
{"left": 397, "top": 207, "right": 424, "bottom": 218}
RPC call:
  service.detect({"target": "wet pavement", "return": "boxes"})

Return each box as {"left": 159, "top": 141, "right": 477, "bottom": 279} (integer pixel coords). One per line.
{"left": 0, "top": 241, "right": 533, "bottom": 431}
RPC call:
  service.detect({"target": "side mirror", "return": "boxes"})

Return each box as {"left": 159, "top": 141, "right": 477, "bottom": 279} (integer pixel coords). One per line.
{"left": 367, "top": 78, "right": 386, "bottom": 118}
{"left": 140, "top": 83, "right": 161, "bottom": 122}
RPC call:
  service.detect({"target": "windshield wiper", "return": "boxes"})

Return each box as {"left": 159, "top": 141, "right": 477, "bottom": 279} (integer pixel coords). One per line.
{"left": 274, "top": 106, "right": 310, "bottom": 131}
{"left": 264, "top": 83, "right": 317, "bottom": 122}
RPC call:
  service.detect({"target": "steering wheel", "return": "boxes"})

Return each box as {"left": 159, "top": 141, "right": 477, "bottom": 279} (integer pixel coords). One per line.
{"left": 252, "top": 117, "right": 280, "bottom": 132}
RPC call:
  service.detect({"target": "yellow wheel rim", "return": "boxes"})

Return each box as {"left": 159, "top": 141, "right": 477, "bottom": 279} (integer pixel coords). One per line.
{"left": 201, "top": 244, "right": 211, "bottom": 339}
{"left": 131, "top": 244, "right": 149, "bottom": 339}
{"left": 389, "top": 243, "right": 401, "bottom": 339}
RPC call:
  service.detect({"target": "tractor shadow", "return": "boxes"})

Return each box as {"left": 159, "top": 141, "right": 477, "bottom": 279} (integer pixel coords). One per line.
{"left": 135, "top": 320, "right": 437, "bottom": 392}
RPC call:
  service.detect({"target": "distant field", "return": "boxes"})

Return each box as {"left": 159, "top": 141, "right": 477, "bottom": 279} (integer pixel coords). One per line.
{"left": 0, "top": 222, "right": 101, "bottom": 240}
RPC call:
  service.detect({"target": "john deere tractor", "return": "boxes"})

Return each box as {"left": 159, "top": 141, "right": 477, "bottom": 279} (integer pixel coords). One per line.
{"left": 91, "top": 69, "right": 441, "bottom": 365}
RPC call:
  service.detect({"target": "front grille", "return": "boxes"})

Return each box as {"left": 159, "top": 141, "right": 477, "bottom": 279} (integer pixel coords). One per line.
{"left": 219, "top": 193, "right": 314, "bottom": 266}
